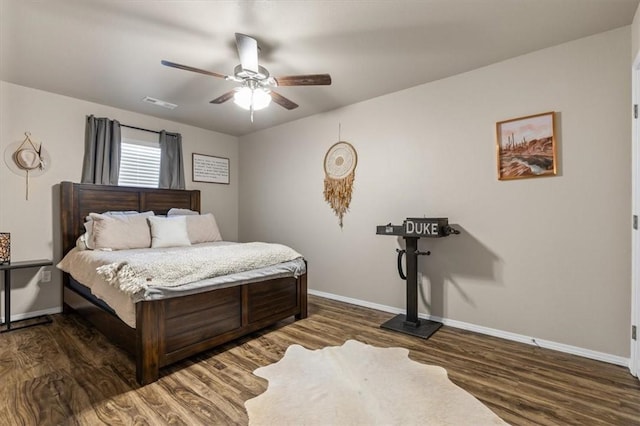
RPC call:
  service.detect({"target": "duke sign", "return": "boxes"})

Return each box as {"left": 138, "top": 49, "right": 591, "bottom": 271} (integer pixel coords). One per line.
{"left": 405, "top": 219, "right": 438, "bottom": 236}
{"left": 403, "top": 218, "right": 449, "bottom": 237}
{"left": 376, "top": 218, "right": 450, "bottom": 238}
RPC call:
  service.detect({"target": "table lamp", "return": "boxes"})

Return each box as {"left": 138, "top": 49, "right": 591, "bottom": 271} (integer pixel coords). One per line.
{"left": 0, "top": 233, "right": 10, "bottom": 264}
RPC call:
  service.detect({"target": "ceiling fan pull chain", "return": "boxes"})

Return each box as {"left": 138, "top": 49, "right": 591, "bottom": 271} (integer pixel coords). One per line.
{"left": 250, "top": 88, "right": 256, "bottom": 122}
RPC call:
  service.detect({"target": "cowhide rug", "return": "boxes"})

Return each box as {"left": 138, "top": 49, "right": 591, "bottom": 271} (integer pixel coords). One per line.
{"left": 245, "top": 339, "right": 509, "bottom": 425}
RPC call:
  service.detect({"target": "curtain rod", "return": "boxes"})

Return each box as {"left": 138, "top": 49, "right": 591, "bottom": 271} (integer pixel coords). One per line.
{"left": 120, "top": 123, "right": 161, "bottom": 135}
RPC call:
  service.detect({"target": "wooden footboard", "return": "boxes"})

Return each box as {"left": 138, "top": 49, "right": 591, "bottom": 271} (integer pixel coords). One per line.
{"left": 136, "top": 274, "right": 308, "bottom": 384}
{"left": 65, "top": 272, "right": 307, "bottom": 384}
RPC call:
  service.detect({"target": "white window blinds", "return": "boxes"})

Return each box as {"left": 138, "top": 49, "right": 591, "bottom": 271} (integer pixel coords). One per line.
{"left": 118, "top": 139, "right": 161, "bottom": 188}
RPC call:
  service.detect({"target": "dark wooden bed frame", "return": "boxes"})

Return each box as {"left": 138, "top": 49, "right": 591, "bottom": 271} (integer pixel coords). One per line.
{"left": 60, "top": 181, "right": 308, "bottom": 385}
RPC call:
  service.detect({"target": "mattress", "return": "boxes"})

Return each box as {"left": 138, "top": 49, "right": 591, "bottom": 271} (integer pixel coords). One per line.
{"left": 58, "top": 241, "right": 306, "bottom": 327}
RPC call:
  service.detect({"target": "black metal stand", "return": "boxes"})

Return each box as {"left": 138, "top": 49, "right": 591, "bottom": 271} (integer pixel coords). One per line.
{"left": 379, "top": 236, "right": 442, "bottom": 339}
{"left": 0, "top": 259, "right": 53, "bottom": 333}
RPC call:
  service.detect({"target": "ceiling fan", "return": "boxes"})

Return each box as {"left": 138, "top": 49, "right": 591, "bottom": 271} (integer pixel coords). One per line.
{"left": 161, "top": 33, "right": 331, "bottom": 121}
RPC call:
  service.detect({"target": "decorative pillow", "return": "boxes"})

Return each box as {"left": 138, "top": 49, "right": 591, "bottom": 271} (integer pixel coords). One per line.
{"left": 100, "top": 210, "right": 140, "bottom": 217}
{"left": 84, "top": 210, "right": 140, "bottom": 223}
{"left": 89, "top": 213, "right": 153, "bottom": 250}
{"left": 167, "top": 208, "right": 200, "bottom": 216}
{"left": 147, "top": 216, "right": 192, "bottom": 248}
{"left": 83, "top": 221, "right": 96, "bottom": 249}
{"left": 76, "top": 233, "right": 89, "bottom": 251}
{"left": 84, "top": 211, "right": 154, "bottom": 250}
{"left": 185, "top": 213, "right": 223, "bottom": 244}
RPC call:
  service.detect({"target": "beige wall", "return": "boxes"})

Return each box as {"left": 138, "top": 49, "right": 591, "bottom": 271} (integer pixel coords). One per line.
{"left": 0, "top": 81, "right": 238, "bottom": 318}
{"left": 633, "top": 3, "right": 640, "bottom": 61}
{"left": 239, "top": 27, "right": 632, "bottom": 357}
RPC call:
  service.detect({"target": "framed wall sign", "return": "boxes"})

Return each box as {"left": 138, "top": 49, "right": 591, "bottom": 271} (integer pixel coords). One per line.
{"left": 192, "top": 153, "right": 230, "bottom": 184}
{"left": 496, "top": 111, "right": 557, "bottom": 180}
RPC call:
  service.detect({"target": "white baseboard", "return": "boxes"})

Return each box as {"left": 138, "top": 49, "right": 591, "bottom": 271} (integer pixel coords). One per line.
{"left": 309, "top": 289, "right": 630, "bottom": 368}
{"left": 1, "top": 306, "right": 62, "bottom": 323}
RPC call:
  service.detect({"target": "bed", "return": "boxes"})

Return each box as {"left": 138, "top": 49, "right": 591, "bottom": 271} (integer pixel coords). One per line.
{"left": 59, "top": 181, "right": 308, "bottom": 385}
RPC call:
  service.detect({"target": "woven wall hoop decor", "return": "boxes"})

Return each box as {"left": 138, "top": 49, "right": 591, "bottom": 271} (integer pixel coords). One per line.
{"left": 323, "top": 141, "right": 357, "bottom": 228}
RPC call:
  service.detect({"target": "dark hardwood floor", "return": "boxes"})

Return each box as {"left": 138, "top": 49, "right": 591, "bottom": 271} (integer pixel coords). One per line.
{"left": 1, "top": 295, "right": 639, "bottom": 425}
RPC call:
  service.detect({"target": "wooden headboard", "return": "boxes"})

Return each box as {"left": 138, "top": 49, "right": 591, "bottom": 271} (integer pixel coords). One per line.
{"left": 60, "top": 181, "right": 200, "bottom": 256}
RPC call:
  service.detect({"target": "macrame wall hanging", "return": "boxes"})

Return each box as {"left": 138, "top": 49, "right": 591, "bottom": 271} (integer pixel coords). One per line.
{"left": 3, "top": 132, "right": 50, "bottom": 200}
{"left": 323, "top": 128, "right": 358, "bottom": 228}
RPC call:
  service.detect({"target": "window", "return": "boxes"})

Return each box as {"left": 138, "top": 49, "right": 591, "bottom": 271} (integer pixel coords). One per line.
{"left": 118, "top": 138, "right": 161, "bottom": 188}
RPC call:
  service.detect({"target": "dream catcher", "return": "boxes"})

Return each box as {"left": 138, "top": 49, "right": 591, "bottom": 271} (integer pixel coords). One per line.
{"left": 3, "top": 132, "right": 50, "bottom": 200}
{"left": 323, "top": 140, "right": 358, "bottom": 228}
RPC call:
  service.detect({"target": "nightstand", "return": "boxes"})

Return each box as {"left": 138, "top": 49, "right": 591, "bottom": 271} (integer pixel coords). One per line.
{"left": 0, "top": 259, "right": 53, "bottom": 333}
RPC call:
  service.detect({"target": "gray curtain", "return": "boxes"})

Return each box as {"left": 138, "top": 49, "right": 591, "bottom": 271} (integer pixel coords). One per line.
{"left": 81, "top": 115, "right": 121, "bottom": 185}
{"left": 159, "top": 130, "right": 185, "bottom": 189}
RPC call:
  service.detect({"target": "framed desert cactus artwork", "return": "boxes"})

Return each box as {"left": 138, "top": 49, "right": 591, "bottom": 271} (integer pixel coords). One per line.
{"left": 496, "top": 111, "right": 557, "bottom": 180}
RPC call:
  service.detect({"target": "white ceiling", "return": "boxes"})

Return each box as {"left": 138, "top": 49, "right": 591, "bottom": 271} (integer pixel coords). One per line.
{"left": 1, "top": 0, "right": 638, "bottom": 136}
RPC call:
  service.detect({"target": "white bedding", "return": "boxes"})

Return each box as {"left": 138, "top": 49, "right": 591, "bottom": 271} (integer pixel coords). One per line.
{"left": 57, "top": 242, "right": 306, "bottom": 327}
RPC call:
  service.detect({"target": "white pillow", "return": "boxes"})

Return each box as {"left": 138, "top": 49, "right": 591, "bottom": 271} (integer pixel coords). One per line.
{"left": 167, "top": 208, "right": 200, "bottom": 216}
{"left": 102, "top": 210, "right": 140, "bottom": 216}
{"left": 83, "top": 211, "right": 154, "bottom": 250}
{"left": 83, "top": 221, "right": 95, "bottom": 249}
{"left": 76, "top": 234, "right": 89, "bottom": 251}
{"left": 89, "top": 212, "right": 153, "bottom": 250}
{"left": 84, "top": 210, "right": 141, "bottom": 223}
{"left": 147, "top": 216, "right": 192, "bottom": 248}
{"left": 185, "top": 213, "right": 223, "bottom": 244}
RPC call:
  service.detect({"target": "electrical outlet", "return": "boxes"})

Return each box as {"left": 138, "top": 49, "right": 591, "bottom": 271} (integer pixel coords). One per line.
{"left": 41, "top": 270, "right": 51, "bottom": 282}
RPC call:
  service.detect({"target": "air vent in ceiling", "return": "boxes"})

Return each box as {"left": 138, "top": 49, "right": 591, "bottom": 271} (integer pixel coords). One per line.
{"left": 142, "top": 96, "right": 177, "bottom": 110}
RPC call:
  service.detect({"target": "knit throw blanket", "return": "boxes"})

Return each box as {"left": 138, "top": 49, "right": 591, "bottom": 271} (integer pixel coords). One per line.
{"left": 96, "top": 242, "right": 302, "bottom": 295}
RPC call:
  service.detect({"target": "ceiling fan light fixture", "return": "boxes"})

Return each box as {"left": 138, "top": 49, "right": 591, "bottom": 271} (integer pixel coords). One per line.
{"left": 233, "top": 86, "right": 271, "bottom": 111}
{"left": 162, "top": 33, "right": 330, "bottom": 117}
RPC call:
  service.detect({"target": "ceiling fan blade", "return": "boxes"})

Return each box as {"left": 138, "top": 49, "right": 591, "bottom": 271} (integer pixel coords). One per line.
{"left": 274, "top": 74, "right": 332, "bottom": 86}
{"left": 235, "top": 33, "right": 259, "bottom": 74}
{"left": 209, "top": 90, "right": 236, "bottom": 104}
{"left": 161, "top": 60, "right": 227, "bottom": 79}
{"left": 270, "top": 91, "right": 299, "bottom": 110}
